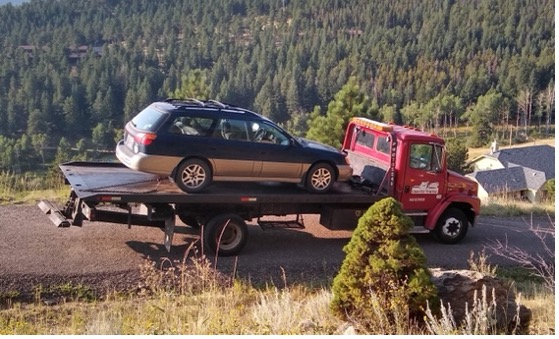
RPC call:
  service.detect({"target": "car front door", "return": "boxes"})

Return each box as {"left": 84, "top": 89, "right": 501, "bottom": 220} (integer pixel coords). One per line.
{"left": 250, "top": 122, "right": 304, "bottom": 179}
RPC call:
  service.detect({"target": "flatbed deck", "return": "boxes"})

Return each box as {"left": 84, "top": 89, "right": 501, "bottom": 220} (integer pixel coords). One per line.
{"left": 60, "top": 161, "right": 382, "bottom": 207}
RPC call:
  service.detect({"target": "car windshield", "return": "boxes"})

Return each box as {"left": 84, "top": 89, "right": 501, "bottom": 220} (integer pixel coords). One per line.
{"left": 131, "top": 107, "right": 167, "bottom": 131}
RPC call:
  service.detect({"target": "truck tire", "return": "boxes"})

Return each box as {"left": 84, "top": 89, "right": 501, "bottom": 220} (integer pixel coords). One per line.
{"left": 175, "top": 204, "right": 201, "bottom": 228}
{"left": 175, "top": 158, "right": 212, "bottom": 193}
{"left": 203, "top": 214, "right": 248, "bottom": 256}
{"left": 433, "top": 208, "right": 468, "bottom": 244}
{"left": 305, "top": 163, "right": 335, "bottom": 193}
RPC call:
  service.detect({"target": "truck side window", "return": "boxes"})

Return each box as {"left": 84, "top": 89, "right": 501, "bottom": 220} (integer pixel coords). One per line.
{"left": 376, "top": 136, "right": 390, "bottom": 154}
{"left": 433, "top": 145, "right": 443, "bottom": 172}
{"left": 356, "top": 130, "right": 374, "bottom": 148}
{"left": 410, "top": 144, "right": 433, "bottom": 170}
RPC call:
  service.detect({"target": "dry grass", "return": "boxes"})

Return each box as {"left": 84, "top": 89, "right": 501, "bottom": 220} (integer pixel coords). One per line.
{"left": 0, "top": 171, "right": 67, "bottom": 205}
{"left": 480, "top": 198, "right": 554, "bottom": 217}
{"left": 0, "top": 252, "right": 555, "bottom": 335}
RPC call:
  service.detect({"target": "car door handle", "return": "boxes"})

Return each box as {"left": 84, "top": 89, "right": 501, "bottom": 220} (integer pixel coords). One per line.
{"left": 404, "top": 185, "right": 410, "bottom": 193}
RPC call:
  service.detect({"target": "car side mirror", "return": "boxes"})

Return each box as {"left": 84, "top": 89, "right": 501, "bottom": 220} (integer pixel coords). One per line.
{"left": 281, "top": 138, "right": 294, "bottom": 147}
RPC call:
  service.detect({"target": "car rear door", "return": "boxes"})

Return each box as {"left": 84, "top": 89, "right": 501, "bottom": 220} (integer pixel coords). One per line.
{"left": 209, "top": 118, "right": 262, "bottom": 178}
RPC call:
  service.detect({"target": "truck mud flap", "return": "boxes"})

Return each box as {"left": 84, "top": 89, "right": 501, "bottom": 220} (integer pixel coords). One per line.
{"left": 164, "top": 218, "right": 175, "bottom": 252}
{"left": 38, "top": 200, "right": 71, "bottom": 228}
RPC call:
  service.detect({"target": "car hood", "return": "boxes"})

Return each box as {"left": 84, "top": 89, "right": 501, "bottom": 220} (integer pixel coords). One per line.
{"left": 297, "top": 138, "right": 341, "bottom": 153}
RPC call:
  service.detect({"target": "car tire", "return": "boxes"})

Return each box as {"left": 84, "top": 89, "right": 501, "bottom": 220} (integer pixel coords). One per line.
{"left": 203, "top": 214, "right": 248, "bottom": 256}
{"left": 305, "top": 162, "right": 336, "bottom": 193}
{"left": 433, "top": 208, "right": 469, "bottom": 244}
{"left": 175, "top": 158, "right": 212, "bottom": 193}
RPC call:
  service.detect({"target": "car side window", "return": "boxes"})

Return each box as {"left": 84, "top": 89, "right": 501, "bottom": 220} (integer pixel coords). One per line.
{"left": 250, "top": 122, "right": 290, "bottom": 145}
{"left": 168, "top": 116, "right": 214, "bottom": 136}
{"left": 216, "top": 118, "right": 250, "bottom": 141}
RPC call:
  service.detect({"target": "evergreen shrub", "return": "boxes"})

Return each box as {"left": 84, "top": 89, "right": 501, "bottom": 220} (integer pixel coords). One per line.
{"left": 330, "top": 197, "right": 439, "bottom": 328}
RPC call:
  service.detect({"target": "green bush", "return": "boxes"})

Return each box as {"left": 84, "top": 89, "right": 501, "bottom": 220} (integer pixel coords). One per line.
{"left": 543, "top": 178, "right": 555, "bottom": 203}
{"left": 330, "top": 197, "right": 438, "bottom": 329}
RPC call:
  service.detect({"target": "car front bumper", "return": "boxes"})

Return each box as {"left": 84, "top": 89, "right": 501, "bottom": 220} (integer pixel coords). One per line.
{"left": 336, "top": 164, "right": 353, "bottom": 182}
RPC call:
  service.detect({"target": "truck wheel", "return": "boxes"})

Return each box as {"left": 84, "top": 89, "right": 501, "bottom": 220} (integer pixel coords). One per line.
{"left": 203, "top": 214, "right": 248, "bottom": 256}
{"left": 175, "top": 205, "right": 201, "bottom": 228}
{"left": 175, "top": 158, "right": 212, "bottom": 193}
{"left": 305, "top": 163, "right": 335, "bottom": 193}
{"left": 434, "top": 208, "right": 468, "bottom": 244}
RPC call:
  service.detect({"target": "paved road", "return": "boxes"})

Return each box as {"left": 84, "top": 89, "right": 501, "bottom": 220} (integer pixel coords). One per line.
{"left": 0, "top": 204, "right": 554, "bottom": 295}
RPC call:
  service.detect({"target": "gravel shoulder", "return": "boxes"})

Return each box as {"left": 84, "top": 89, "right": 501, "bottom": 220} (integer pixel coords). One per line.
{"left": 0, "top": 204, "right": 554, "bottom": 299}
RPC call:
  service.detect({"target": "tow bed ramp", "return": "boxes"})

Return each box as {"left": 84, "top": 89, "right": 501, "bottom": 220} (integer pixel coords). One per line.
{"left": 38, "top": 161, "right": 383, "bottom": 253}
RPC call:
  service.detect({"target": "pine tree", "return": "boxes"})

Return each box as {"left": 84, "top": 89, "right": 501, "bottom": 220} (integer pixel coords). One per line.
{"left": 445, "top": 138, "right": 470, "bottom": 174}
{"left": 306, "top": 76, "right": 374, "bottom": 148}
{"left": 331, "top": 197, "right": 438, "bottom": 330}
{"left": 171, "top": 69, "right": 211, "bottom": 99}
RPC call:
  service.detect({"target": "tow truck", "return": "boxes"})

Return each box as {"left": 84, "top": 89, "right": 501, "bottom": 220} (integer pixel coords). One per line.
{"left": 39, "top": 118, "right": 480, "bottom": 256}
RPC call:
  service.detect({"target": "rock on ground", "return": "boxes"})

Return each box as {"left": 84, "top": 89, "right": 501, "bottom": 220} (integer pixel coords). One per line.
{"left": 430, "top": 269, "right": 531, "bottom": 334}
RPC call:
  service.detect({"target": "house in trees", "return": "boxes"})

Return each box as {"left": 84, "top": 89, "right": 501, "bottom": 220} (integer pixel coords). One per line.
{"left": 466, "top": 144, "right": 555, "bottom": 203}
{"left": 19, "top": 45, "right": 102, "bottom": 65}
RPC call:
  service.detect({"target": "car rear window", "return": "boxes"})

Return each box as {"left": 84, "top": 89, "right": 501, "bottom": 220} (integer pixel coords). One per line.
{"left": 131, "top": 107, "right": 167, "bottom": 131}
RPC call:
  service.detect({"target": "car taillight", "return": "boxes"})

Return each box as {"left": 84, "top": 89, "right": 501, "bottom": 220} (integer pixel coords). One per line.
{"left": 134, "top": 132, "right": 157, "bottom": 145}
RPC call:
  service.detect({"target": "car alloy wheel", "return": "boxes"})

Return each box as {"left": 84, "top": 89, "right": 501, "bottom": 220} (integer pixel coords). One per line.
{"left": 306, "top": 163, "right": 335, "bottom": 193}
{"left": 175, "top": 158, "right": 212, "bottom": 193}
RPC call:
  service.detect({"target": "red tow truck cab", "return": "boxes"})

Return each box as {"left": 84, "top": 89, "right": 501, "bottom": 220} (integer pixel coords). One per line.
{"left": 343, "top": 117, "right": 480, "bottom": 243}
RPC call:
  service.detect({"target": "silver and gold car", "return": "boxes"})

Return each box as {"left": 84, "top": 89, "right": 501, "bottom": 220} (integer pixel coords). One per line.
{"left": 116, "top": 99, "right": 353, "bottom": 193}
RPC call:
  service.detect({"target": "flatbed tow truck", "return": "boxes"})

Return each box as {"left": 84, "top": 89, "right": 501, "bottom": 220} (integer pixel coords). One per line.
{"left": 39, "top": 117, "right": 480, "bottom": 256}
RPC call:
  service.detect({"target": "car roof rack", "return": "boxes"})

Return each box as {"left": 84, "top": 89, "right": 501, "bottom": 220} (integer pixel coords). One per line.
{"left": 164, "top": 98, "right": 206, "bottom": 106}
{"left": 207, "top": 99, "right": 227, "bottom": 108}
{"left": 164, "top": 98, "right": 232, "bottom": 109}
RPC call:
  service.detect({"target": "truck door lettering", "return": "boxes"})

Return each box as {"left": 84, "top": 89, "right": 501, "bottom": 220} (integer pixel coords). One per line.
{"left": 411, "top": 181, "right": 439, "bottom": 194}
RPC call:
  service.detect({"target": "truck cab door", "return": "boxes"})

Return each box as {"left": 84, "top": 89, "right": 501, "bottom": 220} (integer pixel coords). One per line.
{"left": 398, "top": 143, "right": 445, "bottom": 212}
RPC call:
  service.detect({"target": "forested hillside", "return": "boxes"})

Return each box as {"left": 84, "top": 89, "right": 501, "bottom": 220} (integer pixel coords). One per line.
{"left": 0, "top": 0, "right": 554, "bottom": 173}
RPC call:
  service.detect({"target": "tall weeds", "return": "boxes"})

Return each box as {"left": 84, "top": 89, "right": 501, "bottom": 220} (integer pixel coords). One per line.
{"left": 0, "top": 171, "right": 65, "bottom": 202}
{"left": 424, "top": 285, "right": 505, "bottom": 335}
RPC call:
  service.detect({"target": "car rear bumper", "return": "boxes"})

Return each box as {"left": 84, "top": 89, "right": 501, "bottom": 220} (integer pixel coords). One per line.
{"left": 115, "top": 141, "right": 180, "bottom": 176}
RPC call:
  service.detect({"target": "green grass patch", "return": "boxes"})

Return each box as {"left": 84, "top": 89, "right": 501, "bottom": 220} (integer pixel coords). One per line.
{"left": 480, "top": 200, "right": 554, "bottom": 217}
